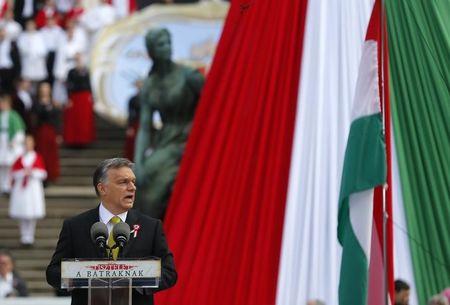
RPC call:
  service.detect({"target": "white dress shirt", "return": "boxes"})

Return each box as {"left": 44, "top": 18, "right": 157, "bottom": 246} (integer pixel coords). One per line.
{"left": 99, "top": 203, "right": 127, "bottom": 235}
{"left": 0, "top": 39, "right": 12, "bottom": 69}
{"left": 0, "top": 272, "right": 13, "bottom": 298}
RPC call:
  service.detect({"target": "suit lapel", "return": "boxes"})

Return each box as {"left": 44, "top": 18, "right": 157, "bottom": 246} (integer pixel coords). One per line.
{"left": 83, "top": 206, "right": 102, "bottom": 258}
{"left": 122, "top": 209, "right": 139, "bottom": 257}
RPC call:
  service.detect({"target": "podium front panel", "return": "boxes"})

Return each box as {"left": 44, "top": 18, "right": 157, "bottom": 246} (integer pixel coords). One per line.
{"left": 61, "top": 259, "right": 161, "bottom": 289}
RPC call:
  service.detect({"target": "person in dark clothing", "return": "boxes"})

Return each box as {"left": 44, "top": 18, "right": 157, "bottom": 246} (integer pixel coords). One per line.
{"left": 64, "top": 53, "right": 95, "bottom": 146}
{"left": 0, "top": 249, "right": 29, "bottom": 298}
{"left": 12, "top": 78, "right": 33, "bottom": 132}
{"left": 13, "top": 0, "right": 39, "bottom": 28}
{"left": 46, "top": 158, "right": 177, "bottom": 305}
{"left": 0, "top": 27, "right": 21, "bottom": 94}
{"left": 395, "top": 279, "right": 410, "bottom": 305}
{"left": 32, "top": 82, "right": 61, "bottom": 183}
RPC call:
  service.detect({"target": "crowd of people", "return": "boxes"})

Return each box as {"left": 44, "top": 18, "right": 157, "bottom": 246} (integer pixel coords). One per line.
{"left": 1, "top": 0, "right": 205, "bottom": 187}
{"left": 0, "top": 0, "right": 121, "bottom": 259}
{"left": 1, "top": 0, "right": 206, "bottom": 256}
{"left": 0, "top": 0, "right": 108, "bottom": 195}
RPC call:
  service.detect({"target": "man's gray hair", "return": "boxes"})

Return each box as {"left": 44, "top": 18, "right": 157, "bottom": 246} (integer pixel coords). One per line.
{"left": 93, "top": 158, "right": 134, "bottom": 196}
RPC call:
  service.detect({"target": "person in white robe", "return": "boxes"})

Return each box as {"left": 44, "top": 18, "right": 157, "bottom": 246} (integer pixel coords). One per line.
{"left": 0, "top": 9, "right": 22, "bottom": 41}
{"left": 0, "top": 93, "right": 25, "bottom": 194}
{"left": 78, "top": 0, "right": 116, "bottom": 50}
{"left": 53, "top": 18, "right": 88, "bottom": 104}
{"left": 9, "top": 135, "right": 47, "bottom": 247}
{"left": 17, "top": 20, "right": 48, "bottom": 90}
{"left": 40, "top": 16, "right": 65, "bottom": 84}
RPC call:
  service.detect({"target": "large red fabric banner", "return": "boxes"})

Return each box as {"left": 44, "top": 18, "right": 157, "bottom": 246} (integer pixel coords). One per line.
{"left": 156, "top": 0, "right": 308, "bottom": 304}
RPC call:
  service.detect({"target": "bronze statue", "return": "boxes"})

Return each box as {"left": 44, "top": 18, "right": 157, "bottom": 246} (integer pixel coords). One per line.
{"left": 133, "top": 28, "right": 204, "bottom": 220}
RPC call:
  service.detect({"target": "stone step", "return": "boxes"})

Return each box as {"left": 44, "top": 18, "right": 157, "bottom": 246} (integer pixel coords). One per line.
{"left": 89, "top": 140, "right": 125, "bottom": 148}
{"left": 0, "top": 228, "right": 67, "bottom": 238}
{"left": 54, "top": 176, "right": 92, "bottom": 186}
{"left": 94, "top": 134, "right": 125, "bottom": 141}
{"left": 11, "top": 250, "right": 55, "bottom": 260}
{"left": 0, "top": 238, "right": 57, "bottom": 249}
{"left": 15, "top": 258, "right": 52, "bottom": 268}
{"left": 95, "top": 120, "right": 123, "bottom": 129}
{"left": 25, "top": 280, "right": 52, "bottom": 290}
{"left": 59, "top": 148, "right": 123, "bottom": 158}
{"left": 59, "top": 158, "right": 107, "bottom": 167}
{"left": 60, "top": 140, "right": 124, "bottom": 151}
{"left": 19, "top": 269, "right": 48, "bottom": 279}
{"left": 45, "top": 186, "right": 96, "bottom": 198}
{"left": 0, "top": 196, "right": 99, "bottom": 208}
{"left": 59, "top": 166, "right": 102, "bottom": 176}
{"left": 0, "top": 218, "right": 64, "bottom": 229}
{"left": 44, "top": 198, "right": 98, "bottom": 207}
{"left": 0, "top": 203, "right": 93, "bottom": 212}
{"left": 25, "top": 291, "right": 61, "bottom": 298}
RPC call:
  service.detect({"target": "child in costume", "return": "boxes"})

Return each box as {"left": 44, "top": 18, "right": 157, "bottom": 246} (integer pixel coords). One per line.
{"left": 9, "top": 135, "right": 47, "bottom": 247}
{"left": 0, "top": 92, "right": 25, "bottom": 193}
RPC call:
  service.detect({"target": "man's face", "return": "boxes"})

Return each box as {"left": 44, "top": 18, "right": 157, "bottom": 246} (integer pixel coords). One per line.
{"left": 395, "top": 289, "right": 410, "bottom": 305}
{"left": 0, "top": 98, "right": 11, "bottom": 111}
{"left": 25, "top": 136, "right": 35, "bottom": 152}
{"left": 0, "top": 255, "right": 13, "bottom": 277}
{"left": 98, "top": 167, "right": 136, "bottom": 214}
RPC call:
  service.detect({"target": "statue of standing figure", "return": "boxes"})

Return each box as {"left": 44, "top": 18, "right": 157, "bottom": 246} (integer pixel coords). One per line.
{"left": 133, "top": 28, "right": 205, "bottom": 220}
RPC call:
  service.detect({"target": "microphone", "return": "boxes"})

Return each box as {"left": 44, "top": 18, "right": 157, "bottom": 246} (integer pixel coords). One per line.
{"left": 90, "top": 222, "right": 108, "bottom": 256}
{"left": 112, "top": 222, "right": 130, "bottom": 251}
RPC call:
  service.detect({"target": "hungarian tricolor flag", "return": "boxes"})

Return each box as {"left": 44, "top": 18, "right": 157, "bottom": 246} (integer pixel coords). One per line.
{"left": 337, "top": 2, "right": 390, "bottom": 305}
{"left": 155, "top": 1, "right": 450, "bottom": 305}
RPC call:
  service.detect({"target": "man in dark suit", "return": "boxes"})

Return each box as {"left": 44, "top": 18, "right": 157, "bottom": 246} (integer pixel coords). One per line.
{"left": 46, "top": 158, "right": 177, "bottom": 305}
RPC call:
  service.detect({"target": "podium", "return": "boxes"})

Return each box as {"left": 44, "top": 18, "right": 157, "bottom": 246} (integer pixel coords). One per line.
{"left": 61, "top": 258, "right": 161, "bottom": 305}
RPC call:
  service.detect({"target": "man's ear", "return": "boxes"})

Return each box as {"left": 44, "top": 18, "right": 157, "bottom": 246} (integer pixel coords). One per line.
{"left": 97, "top": 183, "right": 107, "bottom": 195}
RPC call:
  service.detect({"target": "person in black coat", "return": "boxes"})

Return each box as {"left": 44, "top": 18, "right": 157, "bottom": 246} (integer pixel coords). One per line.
{"left": 13, "top": 0, "right": 39, "bottom": 28}
{"left": 0, "top": 28, "right": 21, "bottom": 94}
{"left": 46, "top": 158, "right": 177, "bottom": 305}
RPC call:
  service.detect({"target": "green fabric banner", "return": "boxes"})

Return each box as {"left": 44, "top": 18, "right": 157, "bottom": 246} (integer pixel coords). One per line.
{"left": 386, "top": 1, "right": 450, "bottom": 304}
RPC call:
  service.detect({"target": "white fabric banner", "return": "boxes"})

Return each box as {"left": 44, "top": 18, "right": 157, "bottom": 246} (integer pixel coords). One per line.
{"left": 392, "top": 129, "right": 419, "bottom": 305}
{"left": 276, "top": 1, "right": 374, "bottom": 305}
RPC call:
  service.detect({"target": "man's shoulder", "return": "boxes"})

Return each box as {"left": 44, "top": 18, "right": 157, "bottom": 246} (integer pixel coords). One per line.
{"left": 130, "top": 209, "right": 161, "bottom": 226}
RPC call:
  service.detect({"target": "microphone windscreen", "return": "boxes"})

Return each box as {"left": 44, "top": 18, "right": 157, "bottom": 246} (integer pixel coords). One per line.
{"left": 90, "top": 222, "right": 108, "bottom": 243}
{"left": 112, "top": 222, "right": 131, "bottom": 243}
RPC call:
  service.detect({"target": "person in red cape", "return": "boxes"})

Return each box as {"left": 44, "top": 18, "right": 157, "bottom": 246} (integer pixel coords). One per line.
{"left": 32, "top": 82, "right": 61, "bottom": 183}
{"left": 9, "top": 135, "right": 47, "bottom": 247}
{"left": 63, "top": 53, "right": 95, "bottom": 146}
{"left": 34, "top": 0, "right": 62, "bottom": 29}
{"left": 64, "top": 0, "right": 84, "bottom": 25}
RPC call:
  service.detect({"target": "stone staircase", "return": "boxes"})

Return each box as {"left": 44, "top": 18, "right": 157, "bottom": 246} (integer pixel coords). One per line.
{"left": 0, "top": 115, "right": 125, "bottom": 296}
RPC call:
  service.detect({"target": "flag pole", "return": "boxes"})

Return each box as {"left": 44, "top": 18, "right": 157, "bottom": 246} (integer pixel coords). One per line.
{"left": 380, "top": 0, "right": 389, "bottom": 305}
